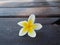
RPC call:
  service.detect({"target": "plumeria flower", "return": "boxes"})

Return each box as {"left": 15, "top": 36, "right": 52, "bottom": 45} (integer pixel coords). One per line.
{"left": 17, "top": 14, "right": 42, "bottom": 38}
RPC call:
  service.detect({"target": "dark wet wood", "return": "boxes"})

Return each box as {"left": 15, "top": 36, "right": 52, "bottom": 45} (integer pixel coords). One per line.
{"left": 0, "top": 18, "right": 60, "bottom": 45}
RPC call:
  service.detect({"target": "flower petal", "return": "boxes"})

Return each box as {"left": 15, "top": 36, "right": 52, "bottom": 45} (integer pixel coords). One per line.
{"left": 35, "top": 23, "right": 42, "bottom": 30}
{"left": 28, "top": 29, "right": 36, "bottom": 38}
{"left": 19, "top": 28, "right": 28, "bottom": 36}
{"left": 28, "top": 14, "right": 35, "bottom": 23}
{"left": 17, "top": 21, "right": 27, "bottom": 27}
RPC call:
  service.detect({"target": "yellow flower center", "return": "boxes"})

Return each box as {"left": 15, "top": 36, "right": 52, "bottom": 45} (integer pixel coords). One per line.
{"left": 26, "top": 23, "right": 33, "bottom": 30}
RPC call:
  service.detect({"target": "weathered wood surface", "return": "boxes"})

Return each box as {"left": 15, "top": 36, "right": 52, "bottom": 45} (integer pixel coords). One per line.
{"left": 0, "top": 7, "right": 60, "bottom": 16}
{"left": 0, "top": 1, "right": 60, "bottom": 45}
{"left": 0, "top": 2, "right": 60, "bottom": 7}
{"left": 0, "top": 18, "right": 60, "bottom": 45}
{"left": 0, "top": 2, "right": 60, "bottom": 16}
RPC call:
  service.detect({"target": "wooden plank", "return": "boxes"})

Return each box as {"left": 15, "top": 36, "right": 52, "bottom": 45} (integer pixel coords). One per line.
{"left": 0, "top": 2, "right": 60, "bottom": 7}
{"left": 0, "top": 18, "right": 60, "bottom": 45}
{"left": 0, "top": 0, "right": 60, "bottom": 2}
{"left": 0, "top": 7, "right": 60, "bottom": 16}
{"left": 0, "top": 18, "right": 59, "bottom": 25}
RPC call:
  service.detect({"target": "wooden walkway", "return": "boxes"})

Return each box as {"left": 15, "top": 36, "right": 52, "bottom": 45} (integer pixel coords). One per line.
{"left": 0, "top": 2, "right": 60, "bottom": 45}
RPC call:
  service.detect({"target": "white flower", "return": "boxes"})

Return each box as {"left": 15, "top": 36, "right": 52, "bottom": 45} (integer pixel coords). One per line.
{"left": 17, "top": 14, "right": 42, "bottom": 38}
